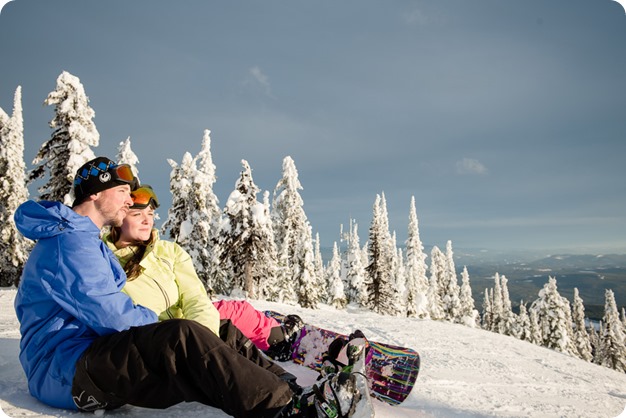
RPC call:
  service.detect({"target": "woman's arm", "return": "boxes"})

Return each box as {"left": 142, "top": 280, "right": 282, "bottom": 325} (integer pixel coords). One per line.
{"left": 171, "top": 243, "right": 221, "bottom": 335}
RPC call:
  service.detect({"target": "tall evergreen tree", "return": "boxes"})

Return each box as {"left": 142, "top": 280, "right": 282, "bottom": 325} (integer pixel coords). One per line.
{"left": 365, "top": 194, "right": 396, "bottom": 315}
{"left": 426, "top": 266, "right": 445, "bottom": 320}
{"left": 443, "top": 240, "right": 462, "bottom": 322}
{"left": 515, "top": 301, "right": 532, "bottom": 342}
{"left": 313, "top": 232, "right": 324, "bottom": 287}
{"left": 393, "top": 246, "right": 408, "bottom": 316}
{"left": 481, "top": 288, "right": 493, "bottom": 330}
{"left": 184, "top": 130, "right": 222, "bottom": 289}
{"left": 274, "top": 227, "right": 297, "bottom": 304}
{"left": 405, "top": 196, "right": 429, "bottom": 318}
{"left": 214, "top": 160, "right": 275, "bottom": 298}
{"left": 571, "top": 288, "right": 593, "bottom": 361}
{"left": 528, "top": 307, "right": 542, "bottom": 345}
{"left": 589, "top": 324, "right": 601, "bottom": 363}
{"left": 528, "top": 305, "right": 543, "bottom": 345}
{"left": 116, "top": 137, "right": 140, "bottom": 180}
{"left": 491, "top": 273, "right": 504, "bottom": 333}
{"left": 345, "top": 220, "right": 368, "bottom": 307}
{"left": 596, "top": 290, "right": 626, "bottom": 372}
{"left": 326, "top": 242, "right": 347, "bottom": 309}
{"left": 254, "top": 191, "right": 279, "bottom": 299}
{"left": 161, "top": 133, "right": 224, "bottom": 291}
{"left": 531, "top": 277, "right": 577, "bottom": 356}
{"left": 499, "top": 275, "right": 516, "bottom": 335}
{"left": 428, "top": 246, "right": 447, "bottom": 320}
{"left": 30, "top": 71, "right": 98, "bottom": 205}
{"left": 0, "top": 86, "right": 31, "bottom": 286}
{"left": 272, "top": 156, "right": 319, "bottom": 308}
{"left": 458, "top": 266, "right": 479, "bottom": 327}
{"left": 162, "top": 153, "right": 194, "bottom": 242}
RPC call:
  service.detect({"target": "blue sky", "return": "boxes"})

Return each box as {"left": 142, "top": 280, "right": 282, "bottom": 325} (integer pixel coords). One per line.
{"left": 1, "top": 0, "right": 625, "bottom": 253}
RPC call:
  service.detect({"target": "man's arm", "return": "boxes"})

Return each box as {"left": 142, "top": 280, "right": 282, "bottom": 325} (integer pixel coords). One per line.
{"left": 47, "top": 233, "right": 157, "bottom": 335}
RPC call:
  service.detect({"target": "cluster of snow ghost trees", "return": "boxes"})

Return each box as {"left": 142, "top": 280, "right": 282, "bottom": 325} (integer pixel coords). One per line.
{"left": 0, "top": 86, "right": 31, "bottom": 287}
{"left": 1, "top": 71, "right": 625, "bottom": 373}
{"left": 482, "top": 275, "right": 626, "bottom": 372}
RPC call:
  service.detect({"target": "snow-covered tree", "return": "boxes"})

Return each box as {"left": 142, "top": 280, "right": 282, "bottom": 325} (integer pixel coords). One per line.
{"left": 404, "top": 196, "right": 429, "bottom": 318}
{"left": 326, "top": 242, "right": 347, "bottom": 309}
{"left": 491, "top": 273, "right": 504, "bottom": 333}
{"left": 530, "top": 277, "right": 577, "bottom": 356}
{"left": 482, "top": 289, "right": 493, "bottom": 330}
{"left": 29, "top": 71, "right": 98, "bottom": 205}
{"left": 365, "top": 194, "right": 396, "bottom": 315}
{"left": 273, "top": 227, "right": 297, "bottom": 304}
{"left": 514, "top": 301, "right": 532, "bottom": 342}
{"left": 116, "top": 137, "right": 140, "bottom": 180}
{"left": 499, "top": 275, "right": 516, "bottom": 335}
{"left": 458, "top": 266, "right": 479, "bottom": 327}
{"left": 313, "top": 232, "right": 324, "bottom": 286}
{"left": 392, "top": 245, "right": 407, "bottom": 316}
{"left": 272, "top": 156, "right": 320, "bottom": 309}
{"left": 185, "top": 131, "right": 222, "bottom": 288}
{"left": 442, "top": 240, "right": 461, "bottom": 322}
{"left": 162, "top": 153, "right": 194, "bottom": 242}
{"left": 214, "top": 160, "right": 276, "bottom": 298}
{"left": 528, "top": 307, "right": 542, "bottom": 345}
{"left": 572, "top": 288, "right": 593, "bottom": 362}
{"left": 589, "top": 324, "right": 601, "bottom": 362}
{"left": 160, "top": 132, "right": 224, "bottom": 291}
{"left": 0, "top": 86, "right": 31, "bottom": 286}
{"left": 254, "top": 191, "right": 279, "bottom": 299}
{"left": 428, "top": 246, "right": 447, "bottom": 320}
{"left": 345, "top": 220, "right": 368, "bottom": 307}
{"left": 596, "top": 290, "right": 626, "bottom": 372}
{"left": 426, "top": 267, "right": 445, "bottom": 320}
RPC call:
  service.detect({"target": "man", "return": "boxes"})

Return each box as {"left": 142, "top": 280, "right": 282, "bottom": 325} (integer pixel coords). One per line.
{"left": 14, "top": 156, "right": 362, "bottom": 418}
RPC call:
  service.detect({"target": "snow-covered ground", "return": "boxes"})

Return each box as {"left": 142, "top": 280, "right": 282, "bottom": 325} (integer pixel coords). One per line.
{"left": 1, "top": 287, "right": 625, "bottom": 418}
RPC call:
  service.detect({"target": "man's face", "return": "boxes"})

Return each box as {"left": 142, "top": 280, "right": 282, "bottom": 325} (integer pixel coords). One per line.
{"left": 95, "top": 185, "right": 134, "bottom": 227}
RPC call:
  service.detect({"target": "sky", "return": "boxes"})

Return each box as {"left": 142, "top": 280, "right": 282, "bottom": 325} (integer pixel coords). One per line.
{"left": 1, "top": 0, "right": 626, "bottom": 254}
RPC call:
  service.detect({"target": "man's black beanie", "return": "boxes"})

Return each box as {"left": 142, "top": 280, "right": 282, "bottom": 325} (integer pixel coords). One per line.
{"left": 73, "top": 157, "right": 135, "bottom": 206}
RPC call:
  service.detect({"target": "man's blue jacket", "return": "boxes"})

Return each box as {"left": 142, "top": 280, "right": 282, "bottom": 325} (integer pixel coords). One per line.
{"left": 13, "top": 200, "right": 157, "bottom": 409}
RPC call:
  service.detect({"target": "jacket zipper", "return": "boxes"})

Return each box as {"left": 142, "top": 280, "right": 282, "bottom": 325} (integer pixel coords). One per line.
{"left": 151, "top": 278, "right": 174, "bottom": 319}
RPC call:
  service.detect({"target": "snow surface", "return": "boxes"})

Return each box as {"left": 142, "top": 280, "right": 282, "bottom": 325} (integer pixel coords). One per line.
{"left": 1, "top": 287, "right": 626, "bottom": 418}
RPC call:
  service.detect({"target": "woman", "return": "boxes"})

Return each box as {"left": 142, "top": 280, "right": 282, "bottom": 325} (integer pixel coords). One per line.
{"left": 102, "top": 184, "right": 300, "bottom": 360}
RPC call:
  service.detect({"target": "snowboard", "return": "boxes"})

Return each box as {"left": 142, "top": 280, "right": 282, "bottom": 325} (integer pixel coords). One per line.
{"left": 264, "top": 310, "right": 420, "bottom": 406}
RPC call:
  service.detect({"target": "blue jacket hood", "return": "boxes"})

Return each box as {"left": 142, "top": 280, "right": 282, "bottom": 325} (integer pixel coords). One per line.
{"left": 14, "top": 200, "right": 98, "bottom": 241}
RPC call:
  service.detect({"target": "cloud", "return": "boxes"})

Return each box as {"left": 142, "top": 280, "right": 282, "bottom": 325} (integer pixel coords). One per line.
{"left": 456, "top": 158, "right": 488, "bottom": 175}
{"left": 244, "top": 66, "right": 274, "bottom": 98}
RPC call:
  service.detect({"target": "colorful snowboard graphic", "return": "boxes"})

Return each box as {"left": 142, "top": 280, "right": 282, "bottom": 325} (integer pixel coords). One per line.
{"left": 265, "top": 311, "right": 420, "bottom": 405}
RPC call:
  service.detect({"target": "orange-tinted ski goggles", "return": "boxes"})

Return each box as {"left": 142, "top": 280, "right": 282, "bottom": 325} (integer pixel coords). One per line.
{"left": 130, "top": 185, "right": 160, "bottom": 209}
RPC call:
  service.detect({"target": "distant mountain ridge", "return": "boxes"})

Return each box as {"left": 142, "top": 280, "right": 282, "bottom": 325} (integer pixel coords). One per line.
{"left": 322, "top": 245, "right": 626, "bottom": 320}
{"left": 525, "top": 253, "right": 626, "bottom": 269}
{"left": 454, "top": 250, "right": 626, "bottom": 320}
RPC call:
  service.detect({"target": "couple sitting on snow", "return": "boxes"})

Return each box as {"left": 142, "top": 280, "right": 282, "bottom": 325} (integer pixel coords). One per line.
{"left": 13, "top": 156, "right": 371, "bottom": 418}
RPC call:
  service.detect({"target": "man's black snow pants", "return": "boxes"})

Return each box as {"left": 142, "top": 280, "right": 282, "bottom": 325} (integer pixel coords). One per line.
{"left": 71, "top": 319, "right": 293, "bottom": 418}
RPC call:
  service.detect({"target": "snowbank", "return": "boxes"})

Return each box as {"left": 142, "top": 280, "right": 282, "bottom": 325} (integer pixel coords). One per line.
{"left": 1, "top": 288, "right": 625, "bottom": 418}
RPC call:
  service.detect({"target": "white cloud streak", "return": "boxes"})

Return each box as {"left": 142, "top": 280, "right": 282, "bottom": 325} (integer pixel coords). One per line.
{"left": 246, "top": 66, "right": 273, "bottom": 97}
{"left": 456, "top": 158, "right": 488, "bottom": 175}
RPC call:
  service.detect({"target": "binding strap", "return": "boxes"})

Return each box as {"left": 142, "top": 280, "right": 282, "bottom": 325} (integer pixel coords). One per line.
{"left": 313, "top": 381, "right": 345, "bottom": 418}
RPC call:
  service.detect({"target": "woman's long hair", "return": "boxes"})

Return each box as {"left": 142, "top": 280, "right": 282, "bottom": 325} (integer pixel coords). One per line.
{"left": 109, "top": 227, "right": 155, "bottom": 281}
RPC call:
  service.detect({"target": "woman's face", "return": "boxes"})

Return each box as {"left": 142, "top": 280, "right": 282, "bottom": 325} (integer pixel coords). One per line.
{"left": 119, "top": 206, "right": 155, "bottom": 243}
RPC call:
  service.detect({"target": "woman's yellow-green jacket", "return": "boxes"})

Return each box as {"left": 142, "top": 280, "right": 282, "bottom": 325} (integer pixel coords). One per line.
{"left": 103, "top": 228, "right": 220, "bottom": 336}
